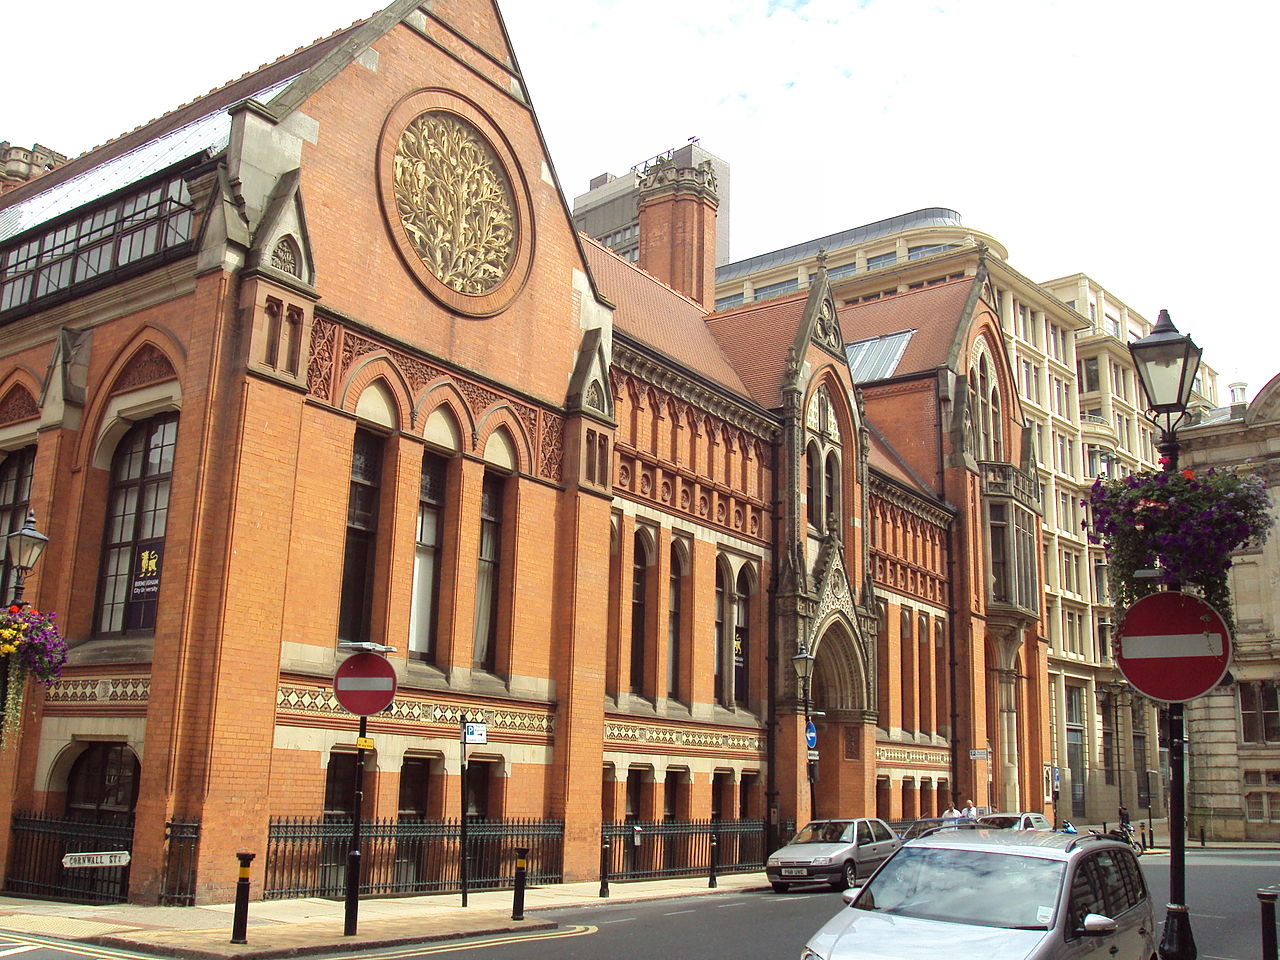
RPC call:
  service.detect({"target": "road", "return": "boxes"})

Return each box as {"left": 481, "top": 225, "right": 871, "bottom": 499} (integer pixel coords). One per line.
{"left": 346, "top": 849, "right": 1280, "bottom": 960}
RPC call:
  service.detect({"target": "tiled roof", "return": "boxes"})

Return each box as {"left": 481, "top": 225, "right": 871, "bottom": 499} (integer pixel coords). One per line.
{"left": 837, "top": 278, "right": 974, "bottom": 379}
{"left": 867, "top": 425, "right": 938, "bottom": 500}
{"left": 0, "top": 20, "right": 367, "bottom": 238}
{"left": 704, "top": 293, "right": 810, "bottom": 410}
{"left": 580, "top": 238, "right": 748, "bottom": 397}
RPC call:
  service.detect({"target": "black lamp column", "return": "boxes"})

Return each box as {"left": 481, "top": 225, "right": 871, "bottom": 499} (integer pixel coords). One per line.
{"left": 2, "top": 511, "right": 49, "bottom": 731}
{"left": 1129, "top": 308, "right": 1202, "bottom": 960}
{"left": 791, "top": 645, "right": 816, "bottom": 822}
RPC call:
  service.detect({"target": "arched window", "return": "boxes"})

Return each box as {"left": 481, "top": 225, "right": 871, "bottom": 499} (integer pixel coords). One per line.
{"left": 824, "top": 451, "right": 840, "bottom": 530}
{"left": 66, "top": 743, "right": 139, "bottom": 825}
{"left": 806, "top": 443, "right": 821, "bottom": 528}
{"left": 409, "top": 452, "right": 447, "bottom": 662}
{"left": 0, "top": 445, "right": 36, "bottom": 603}
{"left": 97, "top": 414, "right": 178, "bottom": 633}
{"left": 630, "top": 531, "right": 649, "bottom": 695}
{"left": 668, "top": 543, "right": 684, "bottom": 701}
{"left": 338, "top": 429, "right": 383, "bottom": 644}
{"left": 734, "top": 567, "right": 751, "bottom": 707}
{"left": 472, "top": 472, "right": 504, "bottom": 672}
{"left": 714, "top": 564, "right": 727, "bottom": 704}
{"left": 989, "top": 386, "right": 1003, "bottom": 460}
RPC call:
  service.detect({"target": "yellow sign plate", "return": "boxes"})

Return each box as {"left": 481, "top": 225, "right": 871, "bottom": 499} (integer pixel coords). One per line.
{"left": 356, "top": 737, "right": 375, "bottom": 751}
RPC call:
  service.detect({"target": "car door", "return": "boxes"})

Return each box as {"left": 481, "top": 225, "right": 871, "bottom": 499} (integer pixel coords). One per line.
{"left": 868, "top": 818, "right": 899, "bottom": 868}
{"left": 1062, "top": 854, "right": 1115, "bottom": 957}
{"left": 1093, "top": 847, "right": 1154, "bottom": 958}
{"left": 851, "top": 820, "right": 876, "bottom": 876}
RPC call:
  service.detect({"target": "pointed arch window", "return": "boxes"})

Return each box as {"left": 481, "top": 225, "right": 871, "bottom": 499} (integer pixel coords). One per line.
{"left": 473, "top": 471, "right": 505, "bottom": 672}
{"left": 630, "top": 531, "right": 650, "bottom": 695}
{"left": 667, "top": 543, "right": 684, "bottom": 701}
{"left": 97, "top": 414, "right": 177, "bottom": 634}
{"left": 409, "top": 451, "right": 447, "bottom": 661}
{"left": 338, "top": 429, "right": 383, "bottom": 644}
{"left": 0, "top": 445, "right": 36, "bottom": 604}
{"left": 824, "top": 452, "right": 840, "bottom": 530}
{"left": 714, "top": 564, "right": 727, "bottom": 704}
{"left": 734, "top": 567, "right": 752, "bottom": 707}
{"left": 806, "top": 443, "right": 821, "bottom": 528}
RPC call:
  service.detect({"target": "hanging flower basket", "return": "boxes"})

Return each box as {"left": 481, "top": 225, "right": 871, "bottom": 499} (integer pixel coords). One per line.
{"left": 1085, "top": 466, "right": 1275, "bottom": 634}
{"left": 1, "top": 605, "right": 67, "bottom": 748}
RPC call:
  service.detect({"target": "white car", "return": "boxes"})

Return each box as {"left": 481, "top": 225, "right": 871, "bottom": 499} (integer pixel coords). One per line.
{"left": 977, "top": 811, "right": 1054, "bottom": 831}
{"left": 801, "top": 830, "right": 1155, "bottom": 960}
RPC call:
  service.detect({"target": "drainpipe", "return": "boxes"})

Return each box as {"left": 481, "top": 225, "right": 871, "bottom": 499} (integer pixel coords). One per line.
{"left": 765, "top": 439, "right": 780, "bottom": 853}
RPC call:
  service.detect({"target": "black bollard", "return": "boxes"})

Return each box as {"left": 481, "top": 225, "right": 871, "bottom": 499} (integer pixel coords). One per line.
{"left": 708, "top": 833, "right": 718, "bottom": 889}
{"left": 511, "top": 846, "right": 529, "bottom": 920}
{"left": 230, "top": 852, "right": 255, "bottom": 944}
{"left": 1260, "top": 887, "right": 1279, "bottom": 960}
{"left": 599, "top": 837, "right": 610, "bottom": 898}
{"left": 1200, "top": 826, "right": 1206, "bottom": 848}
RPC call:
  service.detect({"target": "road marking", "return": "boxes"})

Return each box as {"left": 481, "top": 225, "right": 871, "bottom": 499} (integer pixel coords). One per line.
{"left": 716, "top": 902, "right": 745, "bottom": 907}
{"left": 662, "top": 910, "right": 694, "bottom": 916}
{"left": 0, "top": 948, "right": 40, "bottom": 958}
{"left": 360, "top": 925, "right": 596, "bottom": 956}
{"left": 600, "top": 917, "right": 636, "bottom": 924}
{"left": 0, "top": 935, "right": 154, "bottom": 960}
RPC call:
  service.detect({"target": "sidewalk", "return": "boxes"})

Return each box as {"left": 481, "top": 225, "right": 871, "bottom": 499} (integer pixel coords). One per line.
{"left": 0, "top": 873, "right": 768, "bottom": 960}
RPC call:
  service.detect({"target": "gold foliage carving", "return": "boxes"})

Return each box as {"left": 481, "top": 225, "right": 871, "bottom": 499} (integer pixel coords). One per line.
{"left": 393, "top": 112, "right": 516, "bottom": 295}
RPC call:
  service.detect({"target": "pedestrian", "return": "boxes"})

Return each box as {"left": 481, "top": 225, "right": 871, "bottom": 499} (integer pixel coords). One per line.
{"left": 1119, "top": 804, "right": 1130, "bottom": 828}
{"left": 942, "top": 803, "right": 961, "bottom": 818}
{"left": 962, "top": 799, "right": 979, "bottom": 819}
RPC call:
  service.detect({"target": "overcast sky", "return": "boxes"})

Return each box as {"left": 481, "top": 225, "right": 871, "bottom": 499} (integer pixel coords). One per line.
{"left": 6, "top": 0, "right": 1276, "bottom": 400}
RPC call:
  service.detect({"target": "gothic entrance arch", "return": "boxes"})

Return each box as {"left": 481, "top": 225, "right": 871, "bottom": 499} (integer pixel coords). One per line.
{"left": 808, "top": 616, "right": 875, "bottom": 819}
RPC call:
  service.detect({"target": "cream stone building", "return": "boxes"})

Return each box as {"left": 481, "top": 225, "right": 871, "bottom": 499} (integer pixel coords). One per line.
{"left": 1178, "top": 374, "right": 1280, "bottom": 839}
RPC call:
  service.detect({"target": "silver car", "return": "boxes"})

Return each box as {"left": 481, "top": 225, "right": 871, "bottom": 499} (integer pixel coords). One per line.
{"left": 766, "top": 817, "right": 900, "bottom": 892}
{"left": 978, "top": 811, "right": 1054, "bottom": 831}
{"left": 801, "top": 830, "right": 1155, "bottom": 960}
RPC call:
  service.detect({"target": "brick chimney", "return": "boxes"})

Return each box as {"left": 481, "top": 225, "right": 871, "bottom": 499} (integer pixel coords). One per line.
{"left": 637, "top": 157, "right": 719, "bottom": 309}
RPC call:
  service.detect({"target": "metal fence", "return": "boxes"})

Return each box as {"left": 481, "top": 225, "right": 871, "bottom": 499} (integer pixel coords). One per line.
{"left": 160, "top": 818, "right": 201, "bottom": 905}
{"left": 263, "top": 816, "right": 564, "bottom": 900}
{"left": 5, "top": 813, "right": 134, "bottom": 904}
{"left": 601, "top": 818, "right": 769, "bottom": 882}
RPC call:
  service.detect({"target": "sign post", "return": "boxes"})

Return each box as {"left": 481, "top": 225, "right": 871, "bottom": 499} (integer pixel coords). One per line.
{"left": 332, "top": 648, "right": 397, "bottom": 937}
{"left": 459, "top": 719, "right": 487, "bottom": 907}
{"left": 1115, "top": 591, "right": 1232, "bottom": 702}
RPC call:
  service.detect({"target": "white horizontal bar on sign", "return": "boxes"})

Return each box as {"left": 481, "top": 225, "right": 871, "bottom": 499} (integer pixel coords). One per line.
{"left": 336, "top": 678, "right": 394, "bottom": 690}
{"left": 1121, "top": 633, "right": 1223, "bottom": 659}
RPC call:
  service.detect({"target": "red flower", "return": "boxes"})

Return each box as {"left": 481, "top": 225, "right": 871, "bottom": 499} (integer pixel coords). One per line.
{"left": 1181, "top": 469, "right": 1195, "bottom": 480}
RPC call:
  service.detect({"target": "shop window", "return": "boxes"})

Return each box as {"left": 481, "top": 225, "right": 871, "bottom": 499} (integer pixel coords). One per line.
{"left": 97, "top": 414, "right": 177, "bottom": 633}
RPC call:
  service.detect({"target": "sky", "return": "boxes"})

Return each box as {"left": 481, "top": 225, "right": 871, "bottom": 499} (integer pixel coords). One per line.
{"left": 5, "top": 0, "right": 1277, "bottom": 400}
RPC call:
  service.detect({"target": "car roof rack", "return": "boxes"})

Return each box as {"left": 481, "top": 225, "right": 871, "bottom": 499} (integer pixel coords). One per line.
{"left": 1065, "top": 830, "right": 1124, "bottom": 852}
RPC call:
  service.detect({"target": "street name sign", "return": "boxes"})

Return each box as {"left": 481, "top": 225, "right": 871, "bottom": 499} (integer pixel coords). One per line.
{"left": 333, "top": 652, "right": 397, "bottom": 715}
{"left": 62, "top": 851, "right": 130, "bottom": 868}
{"left": 1116, "top": 591, "right": 1231, "bottom": 703}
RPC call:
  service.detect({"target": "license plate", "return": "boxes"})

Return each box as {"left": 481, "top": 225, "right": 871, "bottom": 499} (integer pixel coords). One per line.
{"left": 781, "top": 868, "right": 808, "bottom": 877}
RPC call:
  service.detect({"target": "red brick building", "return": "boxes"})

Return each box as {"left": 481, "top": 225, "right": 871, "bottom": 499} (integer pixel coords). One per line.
{"left": 0, "top": 0, "right": 1046, "bottom": 904}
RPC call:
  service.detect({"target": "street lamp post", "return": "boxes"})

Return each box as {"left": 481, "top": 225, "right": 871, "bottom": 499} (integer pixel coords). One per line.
{"left": 791, "top": 645, "right": 816, "bottom": 822}
{"left": 6, "top": 511, "right": 49, "bottom": 609}
{"left": 1129, "top": 308, "right": 1202, "bottom": 960}
{"left": 1, "top": 511, "right": 49, "bottom": 730}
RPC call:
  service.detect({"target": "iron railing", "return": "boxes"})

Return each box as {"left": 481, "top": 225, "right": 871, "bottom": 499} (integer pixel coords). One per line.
{"left": 601, "top": 818, "right": 768, "bottom": 882}
{"left": 263, "top": 816, "right": 563, "bottom": 900}
{"left": 160, "top": 818, "right": 200, "bottom": 906}
{"left": 5, "top": 812, "right": 134, "bottom": 904}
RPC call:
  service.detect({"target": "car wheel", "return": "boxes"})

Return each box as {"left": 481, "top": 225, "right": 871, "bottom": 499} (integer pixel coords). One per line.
{"left": 831, "top": 860, "right": 857, "bottom": 891}
{"left": 771, "top": 881, "right": 789, "bottom": 893}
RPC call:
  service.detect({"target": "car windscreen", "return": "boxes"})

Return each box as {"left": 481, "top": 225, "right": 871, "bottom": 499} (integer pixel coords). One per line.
{"left": 853, "top": 846, "right": 1064, "bottom": 929}
{"left": 792, "top": 821, "right": 854, "bottom": 844}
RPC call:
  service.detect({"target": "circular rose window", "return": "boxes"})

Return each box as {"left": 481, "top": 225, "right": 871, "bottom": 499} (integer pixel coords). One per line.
{"left": 378, "top": 90, "right": 533, "bottom": 317}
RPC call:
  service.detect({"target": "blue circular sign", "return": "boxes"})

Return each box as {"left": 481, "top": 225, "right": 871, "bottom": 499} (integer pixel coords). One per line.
{"left": 805, "top": 720, "right": 818, "bottom": 749}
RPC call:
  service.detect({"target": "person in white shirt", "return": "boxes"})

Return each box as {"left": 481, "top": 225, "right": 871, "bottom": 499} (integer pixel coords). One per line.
{"left": 962, "top": 799, "right": 979, "bottom": 819}
{"left": 942, "top": 804, "right": 962, "bottom": 818}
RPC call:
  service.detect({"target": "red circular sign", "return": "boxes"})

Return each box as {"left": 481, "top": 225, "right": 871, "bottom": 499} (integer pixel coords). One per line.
{"left": 333, "top": 653, "right": 398, "bottom": 716}
{"left": 1115, "top": 592, "right": 1232, "bottom": 703}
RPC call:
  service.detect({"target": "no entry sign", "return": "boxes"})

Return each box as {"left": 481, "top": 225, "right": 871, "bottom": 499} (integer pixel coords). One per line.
{"left": 333, "top": 652, "right": 397, "bottom": 715}
{"left": 1116, "top": 592, "right": 1232, "bottom": 703}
